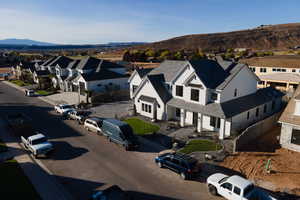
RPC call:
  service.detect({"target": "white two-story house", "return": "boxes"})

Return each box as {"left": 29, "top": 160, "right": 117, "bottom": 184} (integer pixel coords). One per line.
{"left": 130, "top": 59, "right": 283, "bottom": 139}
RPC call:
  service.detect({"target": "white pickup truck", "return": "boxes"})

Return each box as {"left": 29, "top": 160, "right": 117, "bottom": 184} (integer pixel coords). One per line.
{"left": 21, "top": 133, "right": 54, "bottom": 158}
{"left": 207, "top": 173, "right": 277, "bottom": 200}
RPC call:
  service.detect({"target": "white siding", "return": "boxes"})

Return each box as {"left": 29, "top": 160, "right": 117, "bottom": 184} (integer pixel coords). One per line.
{"left": 220, "top": 67, "right": 257, "bottom": 103}
{"left": 129, "top": 73, "right": 142, "bottom": 98}
{"left": 134, "top": 80, "right": 166, "bottom": 120}
{"left": 86, "top": 78, "right": 129, "bottom": 92}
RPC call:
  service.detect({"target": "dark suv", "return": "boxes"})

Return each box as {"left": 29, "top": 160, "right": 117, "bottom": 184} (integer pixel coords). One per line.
{"left": 155, "top": 152, "right": 200, "bottom": 180}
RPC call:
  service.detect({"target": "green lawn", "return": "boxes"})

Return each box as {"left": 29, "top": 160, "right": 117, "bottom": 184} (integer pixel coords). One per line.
{"left": 35, "top": 90, "right": 55, "bottom": 96}
{"left": 0, "top": 160, "right": 41, "bottom": 199}
{"left": 179, "top": 139, "right": 222, "bottom": 154}
{"left": 9, "top": 80, "right": 31, "bottom": 87}
{"left": 0, "top": 139, "right": 7, "bottom": 153}
{"left": 124, "top": 118, "right": 160, "bottom": 135}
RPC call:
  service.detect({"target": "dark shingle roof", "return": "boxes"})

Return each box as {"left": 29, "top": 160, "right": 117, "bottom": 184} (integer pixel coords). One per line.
{"left": 167, "top": 87, "right": 283, "bottom": 118}
{"left": 147, "top": 74, "right": 172, "bottom": 103}
{"left": 67, "top": 60, "right": 81, "bottom": 69}
{"left": 77, "top": 57, "right": 101, "bottom": 70}
{"left": 36, "top": 70, "right": 50, "bottom": 76}
{"left": 47, "top": 56, "right": 73, "bottom": 68}
{"left": 95, "top": 59, "right": 126, "bottom": 72}
{"left": 136, "top": 68, "right": 153, "bottom": 78}
{"left": 42, "top": 57, "right": 56, "bottom": 66}
{"left": 81, "top": 69, "right": 128, "bottom": 81}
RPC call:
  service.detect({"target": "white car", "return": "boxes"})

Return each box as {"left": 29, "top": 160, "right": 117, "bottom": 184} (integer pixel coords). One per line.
{"left": 84, "top": 117, "right": 103, "bottom": 134}
{"left": 54, "top": 104, "right": 74, "bottom": 114}
{"left": 207, "top": 173, "right": 277, "bottom": 200}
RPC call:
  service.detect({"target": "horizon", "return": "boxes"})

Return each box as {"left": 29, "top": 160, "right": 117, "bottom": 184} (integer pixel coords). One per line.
{"left": 1, "top": 0, "right": 300, "bottom": 44}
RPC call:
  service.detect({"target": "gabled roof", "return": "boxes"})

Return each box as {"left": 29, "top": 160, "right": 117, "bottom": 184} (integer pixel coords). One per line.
{"left": 167, "top": 87, "right": 283, "bottom": 118}
{"left": 42, "top": 57, "right": 56, "bottom": 66}
{"left": 81, "top": 69, "right": 129, "bottom": 81}
{"left": 136, "top": 68, "right": 154, "bottom": 78}
{"left": 67, "top": 60, "right": 81, "bottom": 69}
{"left": 77, "top": 56, "right": 101, "bottom": 70}
{"left": 47, "top": 56, "right": 73, "bottom": 68}
{"left": 95, "top": 59, "right": 126, "bottom": 72}
{"left": 146, "top": 74, "right": 172, "bottom": 103}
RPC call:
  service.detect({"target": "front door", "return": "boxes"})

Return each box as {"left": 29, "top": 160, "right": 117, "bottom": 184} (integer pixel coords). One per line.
{"left": 193, "top": 112, "right": 198, "bottom": 126}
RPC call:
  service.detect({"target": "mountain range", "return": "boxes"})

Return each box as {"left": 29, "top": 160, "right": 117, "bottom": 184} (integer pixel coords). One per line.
{"left": 134, "top": 23, "right": 300, "bottom": 51}
{"left": 0, "top": 38, "right": 57, "bottom": 46}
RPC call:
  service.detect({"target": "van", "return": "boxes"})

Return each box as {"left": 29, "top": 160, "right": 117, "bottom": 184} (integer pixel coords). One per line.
{"left": 84, "top": 117, "right": 103, "bottom": 134}
{"left": 101, "top": 119, "right": 139, "bottom": 150}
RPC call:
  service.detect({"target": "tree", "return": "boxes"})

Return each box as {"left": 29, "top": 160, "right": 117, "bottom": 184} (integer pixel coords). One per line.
{"left": 122, "top": 50, "right": 131, "bottom": 61}
{"left": 145, "top": 49, "right": 155, "bottom": 57}
{"left": 173, "top": 51, "right": 184, "bottom": 60}
{"left": 158, "top": 50, "right": 171, "bottom": 60}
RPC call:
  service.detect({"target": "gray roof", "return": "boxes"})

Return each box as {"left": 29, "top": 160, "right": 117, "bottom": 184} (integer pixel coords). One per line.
{"left": 42, "top": 57, "right": 56, "bottom": 66}
{"left": 147, "top": 74, "right": 172, "bottom": 103}
{"left": 77, "top": 57, "right": 101, "bottom": 70}
{"left": 47, "top": 56, "right": 73, "bottom": 68}
{"left": 81, "top": 69, "right": 128, "bottom": 81}
{"left": 149, "top": 60, "right": 188, "bottom": 82}
{"left": 148, "top": 59, "right": 252, "bottom": 90}
{"left": 139, "top": 95, "right": 157, "bottom": 103}
{"left": 167, "top": 87, "right": 283, "bottom": 118}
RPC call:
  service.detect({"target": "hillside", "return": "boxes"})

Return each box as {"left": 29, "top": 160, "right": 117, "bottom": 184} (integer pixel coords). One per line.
{"left": 0, "top": 38, "right": 57, "bottom": 46}
{"left": 136, "top": 23, "right": 300, "bottom": 51}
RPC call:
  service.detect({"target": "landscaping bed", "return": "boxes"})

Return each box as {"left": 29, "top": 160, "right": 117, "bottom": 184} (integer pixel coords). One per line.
{"left": 9, "top": 80, "right": 31, "bottom": 87}
{"left": 179, "top": 139, "right": 222, "bottom": 154}
{"left": 0, "top": 160, "right": 41, "bottom": 199}
{"left": 35, "top": 90, "right": 55, "bottom": 96}
{"left": 124, "top": 118, "right": 160, "bottom": 135}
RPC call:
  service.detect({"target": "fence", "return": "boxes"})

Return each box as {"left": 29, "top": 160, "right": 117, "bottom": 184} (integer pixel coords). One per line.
{"left": 233, "top": 111, "right": 282, "bottom": 152}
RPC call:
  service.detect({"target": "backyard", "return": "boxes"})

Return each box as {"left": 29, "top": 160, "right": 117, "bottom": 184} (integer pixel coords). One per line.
{"left": 124, "top": 118, "right": 160, "bottom": 135}
{"left": 179, "top": 139, "right": 222, "bottom": 154}
{"left": 0, "top": 160, "right": 41, "bottom": 199}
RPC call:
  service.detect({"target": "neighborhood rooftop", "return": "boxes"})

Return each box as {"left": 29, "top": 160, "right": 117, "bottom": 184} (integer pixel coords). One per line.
{"left": 241, "top": 55, "right": 300, "bottom": 68}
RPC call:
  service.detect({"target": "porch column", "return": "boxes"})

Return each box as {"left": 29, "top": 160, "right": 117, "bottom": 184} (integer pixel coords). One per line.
{"left": 180, "top": 109, "right": 186, "bottom": 127}
{"left": 197, "top": 113, "right": 203, "bottom": 132}
{"left": 264, "top": 81, "right": 267, "bottom": 88}
{"left": 219, "top": 118, "right": 226, "bottom": 140}
{"left": 286, "top": 82, "right": 290, "bottom": 91}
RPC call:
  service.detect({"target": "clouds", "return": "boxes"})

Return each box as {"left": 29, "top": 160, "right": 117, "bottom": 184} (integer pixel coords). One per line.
{"left": 0, "top": 8, "right": 165, "bottom": 44}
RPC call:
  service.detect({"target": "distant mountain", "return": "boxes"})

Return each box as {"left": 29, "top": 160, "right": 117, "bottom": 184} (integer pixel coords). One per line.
{"left": 0, "top": 38, "right": 57, "bottom": 46}
{"left": 133, "top": 23, "right": 300, "bottom": 51}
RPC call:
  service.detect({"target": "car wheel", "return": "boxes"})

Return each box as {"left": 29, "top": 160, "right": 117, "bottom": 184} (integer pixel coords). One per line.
{"left": 208, "top": 185, "right": 218, "bottom": 196}
{"left": 180, "top": 172, "right": 187, "bottom": 180}
{"left": 157, "top": 162, "right": 163, "bottom": 168}
{"left": 108, "top": 137, "right": 112, "bottom": 142}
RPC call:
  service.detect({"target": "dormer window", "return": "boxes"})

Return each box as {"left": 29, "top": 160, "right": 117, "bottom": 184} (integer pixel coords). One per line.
{"left": 211, "top": 92, "right": 218, "bottom": 101}
{"left": 191, "top": 89, "right": 199, "bottom": 102}
{"left": 176, "top": 85, "right": 183, "bottom": 97}
{"left": 234, "top": 89, "right": 237, "bottom": 97}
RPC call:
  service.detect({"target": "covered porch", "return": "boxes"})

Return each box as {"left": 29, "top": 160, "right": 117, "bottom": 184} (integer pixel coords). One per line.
{"left": 167, "top": 99, "right": 231, "bottom": 140}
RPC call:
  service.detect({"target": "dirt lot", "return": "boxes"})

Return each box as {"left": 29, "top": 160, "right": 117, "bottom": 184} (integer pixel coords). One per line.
{"left": 221, "top": 126, "right": 300, "bottom": 196}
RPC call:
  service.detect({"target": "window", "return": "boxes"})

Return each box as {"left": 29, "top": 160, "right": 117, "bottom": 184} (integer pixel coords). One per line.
{"left": 132, "top": 85, "right": 138, "bottom": 93}
{"left": 263, "top": 104, "right": 267, "bottom": 113}
{"left": 291, "top": 129, "right": 300, "bottom": 145}
{"left": 191, "top": 89, "right": 199, "bottom": 101}
{"left": 272, "top": 68, "right": 276, "bottom": 72}
{"left": 233, "top": 187, "right": 241, "bottom": 195}
{"left": 260, "top": 68, "right": 266, "bottom": 73}
{"left": 282, "top": 69, "right": 286, "bottom": 72}
{"left": 142, "top": 103, "right": 152, "bottom": 113}
{"left": 234, "top": 89, "right": 237, "bottom": 97}
{"left": 142, "top": 103, "right": 145, "bottom": 111}
{"left": 272, "top": 101, "right": 275, "bottom": 110}
{"left": 176, "top": 85, "right": 183, "bottom": 97}
{"left": 176, "top": 108, "right": 181, "bottom": 117}
{"left": 211, "top": 92, "right": 218, "bottom": 101}
{"left": 216, "top": 118, "right": 221, "bottom": 128}
{"left": 292, "top": 69, "right": 296, "bottom": 72}
{"left": 210, "top": 117, "right": 216, "bottom": 127}
{"left": 258, "top": 81, "right": 264, "bottom": 85}
{"left": 276, "top": 68, "right": 281, "bottom": 72}
{"left": 221, "top": 183, "right": 232, "bottom": 191}
{"left": 247, "top": 112, "right": 250, "bottom": 120}
{"left": 250, "top": 67, "right": 255, "bottom": 72}
{"left": 256, "top": 107, "right": 259, "bottom": 117}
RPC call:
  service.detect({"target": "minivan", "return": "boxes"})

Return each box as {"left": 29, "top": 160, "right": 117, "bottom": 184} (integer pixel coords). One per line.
{"left": 84, "top": 117, "right": 103, "bottom": 134}
{"left": 101, "top": 119, "right": 139, "bottom": 150}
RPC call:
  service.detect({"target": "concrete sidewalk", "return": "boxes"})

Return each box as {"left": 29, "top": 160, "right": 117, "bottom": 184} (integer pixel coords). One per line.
{"left": 0, "top": 119, "right": 74, "bottom": 200}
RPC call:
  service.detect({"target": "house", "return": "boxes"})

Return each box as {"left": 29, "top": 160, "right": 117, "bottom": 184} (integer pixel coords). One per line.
{"left": 12, "top": 61, "right": 41, "bottom": 81}
{"left": 72, "top": 58, "right": 129, "bottom": 95}
{"left": 33, "top": 70, "right": 51, "bottom": 84}
{"left": 130, "top": 59, "right": 283, "bottom": 139}
{"left": 241, "top": 55, "right": 300, "bottom": 92}
{"left": 279, "top": 85, "right": 300, "bottom": 152}
{"left": 128, "top": 68, "right": 153, "bottom": 98}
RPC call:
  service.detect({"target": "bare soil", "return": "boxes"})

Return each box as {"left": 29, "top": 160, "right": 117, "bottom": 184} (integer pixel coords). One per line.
{"left": 221, "top": 126, "right": 300, "bottom": 195}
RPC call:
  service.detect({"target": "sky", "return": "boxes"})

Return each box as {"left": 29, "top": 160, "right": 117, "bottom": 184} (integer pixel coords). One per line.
{"left": 0, "top": 0, "right": 299, "bottom": 44}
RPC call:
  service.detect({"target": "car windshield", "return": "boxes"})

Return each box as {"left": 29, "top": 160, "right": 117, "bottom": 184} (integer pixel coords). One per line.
{"left": 32, "top": 137, "right": 47, "bottom": 145}
{"left": 120, "top": 125, "right": 135, "bottom": 139}
{"left": 243, "top": 184, "right": 254, "bottom": 197}
{"left": 62, "top": 105, "right": 72, "bottom": 109}
{"left": 218, "top": 177, "right": 229, "bottom": 184}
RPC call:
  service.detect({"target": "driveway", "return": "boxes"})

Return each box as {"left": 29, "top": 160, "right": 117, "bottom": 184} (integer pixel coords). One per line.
{"left": 89, "top": 100, "right": 132, "bottom": 118}
{"left": 0, "top": 82, "right": 221, "bottom": 200}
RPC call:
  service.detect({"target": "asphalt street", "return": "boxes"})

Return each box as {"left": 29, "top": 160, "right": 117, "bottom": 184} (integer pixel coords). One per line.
{"left": 0, "top": 81, "right": 220, "bottom": 200}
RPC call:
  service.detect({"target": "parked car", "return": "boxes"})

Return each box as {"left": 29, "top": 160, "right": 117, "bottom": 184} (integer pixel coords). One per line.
{"left": 90, "top": 185, "right": 130, "bottom": 200}
{"left": 54, "top": 104, "right": 74, "bottom": 114}
{"left": 25, "top": 89, "right": 35, "bottom": 97}
{"left": 154, "top": 152, "right": 200, "bottom": 180}
{"left": 21, "top": 132, "right": 54, "bottom": 158}
{"left": 101, "top": 119, "right": 139, "bottom": 151}
{"left": 207, "top": 173, "right": 278, "bottom": 200}
{"left": 84, "top": 117, "right": 103, "bottom": 134}
{"left": 67, "top": 110, "right": 90, "bottom": 124}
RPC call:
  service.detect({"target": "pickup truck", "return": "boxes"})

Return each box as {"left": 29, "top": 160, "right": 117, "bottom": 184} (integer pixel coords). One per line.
{"left": 21, "top": 133, "right": 54, "bottom": 158}
{"left": 54, "top": 104, "right": 75, "bottom": 114}
{"left": 207, "top": 173, "right": 277, "bottom": 200}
